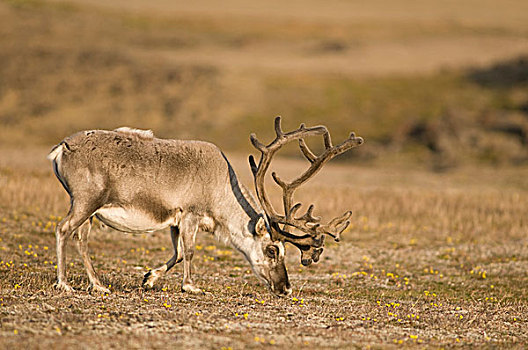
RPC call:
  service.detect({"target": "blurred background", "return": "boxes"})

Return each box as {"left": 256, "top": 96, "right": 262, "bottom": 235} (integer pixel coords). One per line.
{"left": 1, "top": 0, "right": 527, "bottom": 169}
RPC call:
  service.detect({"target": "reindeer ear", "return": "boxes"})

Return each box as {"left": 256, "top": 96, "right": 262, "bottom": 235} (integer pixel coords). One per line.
{"left": 255, "top": 216, "right": 268, "bottom": 236}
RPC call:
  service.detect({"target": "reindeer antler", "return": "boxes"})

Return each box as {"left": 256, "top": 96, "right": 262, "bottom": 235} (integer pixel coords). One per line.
{"left": 249, "top": 116, "right": 363, "bottom": 265}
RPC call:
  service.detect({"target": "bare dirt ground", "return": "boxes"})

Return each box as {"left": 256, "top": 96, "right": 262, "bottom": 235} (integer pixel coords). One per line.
{"left": 0, "top": 147, "right": 527, "bottom": 349}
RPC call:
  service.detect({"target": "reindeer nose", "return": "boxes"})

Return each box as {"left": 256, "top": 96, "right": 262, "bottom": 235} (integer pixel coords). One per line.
{"left": 283, "top": 287, "right": 292, "bottom": 296}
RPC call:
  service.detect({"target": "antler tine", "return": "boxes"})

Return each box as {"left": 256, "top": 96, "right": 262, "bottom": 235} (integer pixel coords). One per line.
{"left": 271, "top": 171, "right": 286, "bottom": 188}
{"left": 321, "top": 210, "right": 352, "bottom": 241}
{"left": 323, "top": 130, "right": 333, "bottom": 149}
{"left": 274, "top": 116, "right": 284, "bottom": 137}
{"left": 248, "top": 155, "right": 259, "bottom": 177}
{"left": 295, "top": 204, "right": 321, "bottom": 223}
{"left": 289, "top": 203, "right": 302, "bottom": 217}
{"left": 249, "top": 133, "right": 267, "bottom": 153}
{"left": 299, "top": 138, "right": 317, "bottom": 163}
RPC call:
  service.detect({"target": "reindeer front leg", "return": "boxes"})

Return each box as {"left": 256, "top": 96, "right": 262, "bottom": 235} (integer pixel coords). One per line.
{"left": 143, "top": 226, "right": 183, "bottom": 289}
{"left": 180, "top": 215, "right": 202, "bottom": 294}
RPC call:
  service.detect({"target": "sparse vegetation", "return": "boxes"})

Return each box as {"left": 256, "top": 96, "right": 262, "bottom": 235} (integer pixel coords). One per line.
{"left": 0, "top": 148, "right": 527, "bottom": 348}
{"left": 1, "top": 0, "right": 527, "bottom": 348}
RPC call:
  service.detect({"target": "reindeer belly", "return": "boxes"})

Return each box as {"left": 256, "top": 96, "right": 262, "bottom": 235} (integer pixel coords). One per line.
{"left": 95, "top": 206, "right": 175, "bottom": 233}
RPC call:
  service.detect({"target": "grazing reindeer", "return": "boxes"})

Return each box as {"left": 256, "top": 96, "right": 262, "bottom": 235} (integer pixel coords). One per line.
{"left": 47, "top": 117, "right": 363, "bottom": 295}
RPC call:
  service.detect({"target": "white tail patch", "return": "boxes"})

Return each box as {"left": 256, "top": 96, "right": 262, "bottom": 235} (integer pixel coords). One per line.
{"left": 114, "top": 127, "right": 154, "bottom": 140}
{"left": 47, "top": 143, "right": 64, "bottom": 161}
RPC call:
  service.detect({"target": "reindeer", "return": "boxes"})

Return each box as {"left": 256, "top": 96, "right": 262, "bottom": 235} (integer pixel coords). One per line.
{"left": 47, "top": 117, "right": 363, "bottom": 295}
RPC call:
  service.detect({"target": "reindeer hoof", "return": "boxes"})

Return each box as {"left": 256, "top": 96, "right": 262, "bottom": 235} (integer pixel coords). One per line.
{"left": 142, "top": 282, "right": 154, "bottom": 290}
{"left": 54, "top": 282, "right": 75, "bottom": 293}
{"left": 88, "top": 283, "right": 111, "bottom": 294}
{"left": 182, "top": 284, "right": 203, "bottom": 294}
{"left": 142, "top": 271, "right": 152, "bottom": 287}
{"left": 142, "top": 271, "right": 158, "bottom": 289}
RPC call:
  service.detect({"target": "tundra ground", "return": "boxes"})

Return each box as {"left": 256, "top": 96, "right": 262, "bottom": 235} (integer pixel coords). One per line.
{"left": 0, "top": 148, "right": 526, "bottom": 349}
{"left": 1, "top": 0, "right": 527, "bottom": 347}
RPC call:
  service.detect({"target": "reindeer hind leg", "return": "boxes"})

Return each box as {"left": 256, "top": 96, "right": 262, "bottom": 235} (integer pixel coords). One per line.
{"left": 75, "top": 218, "right": 110, "bottom": 294}
{"left": 55, "top": 201, "right": 97, "bottom": 292}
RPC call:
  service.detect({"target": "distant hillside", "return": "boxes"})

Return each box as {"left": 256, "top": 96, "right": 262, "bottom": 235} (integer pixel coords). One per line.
{"left": 0, "top": 0, "right": 527, "bottom": 168}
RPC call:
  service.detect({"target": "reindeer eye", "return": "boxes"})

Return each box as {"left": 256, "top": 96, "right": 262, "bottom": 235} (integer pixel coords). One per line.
{"left": 265, "top": 245, "right": 278, "bottom": 259}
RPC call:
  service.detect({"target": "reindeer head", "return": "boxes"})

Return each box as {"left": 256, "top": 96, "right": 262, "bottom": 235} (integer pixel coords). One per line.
{"left": 248, "top": 117, "right": 363, "bottom": 293}
{"left": 245, "top": 216, "right": 291, "bottom": 296}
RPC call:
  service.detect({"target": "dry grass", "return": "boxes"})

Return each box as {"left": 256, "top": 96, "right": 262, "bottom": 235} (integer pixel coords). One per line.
{"left": 0, "top": 147, "right": 527, "bottom": 348}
